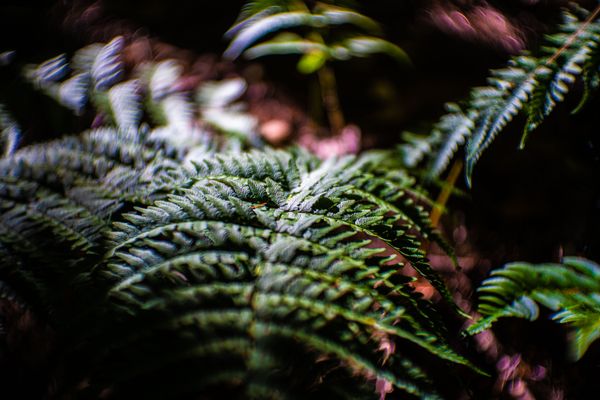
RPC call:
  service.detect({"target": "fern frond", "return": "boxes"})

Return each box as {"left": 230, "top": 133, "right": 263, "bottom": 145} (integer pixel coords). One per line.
{"left": 25, "top": 42, "right": 262, "bottom": 151}
{"left": 417, "top": 8, "right": 600, "bottom": 185}
{"left": 521, "top": 11, "right": 600, "bottom": 146}
{"left": 24, "top": 39, "right": 120, "bottom": 115}
{"left": 245, "top": 34, "right": 408, "bottom": 64}
{"left": 467, "top": 256, "right": 600, "bottom": 360}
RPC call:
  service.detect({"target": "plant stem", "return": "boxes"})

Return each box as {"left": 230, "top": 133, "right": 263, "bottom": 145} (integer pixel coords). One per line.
{"left": 317, "top": 64, "right": 345, "bottom": 134}
{"left": 430, "top": 159, "right": 463, "bottom": 227}
{"left": 546, "top": 4, "right": 600, "bottom": 65}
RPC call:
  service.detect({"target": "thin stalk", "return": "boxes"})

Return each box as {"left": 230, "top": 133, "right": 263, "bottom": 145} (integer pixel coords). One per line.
{"left": 317, "top": 64, "right": 345, "bottom": 134}
{"left": 430, "top": 159, "right": 463, "bottom": 228}
{"left": 546, "top": 4, "right": 600, "bottom": 65}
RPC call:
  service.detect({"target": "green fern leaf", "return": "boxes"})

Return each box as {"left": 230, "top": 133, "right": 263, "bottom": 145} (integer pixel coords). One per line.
{"left": 0, "top": 111, "right": 484, "bottom": 398}
{"left": 521, "top": 14, "right": 600, "bottom": 146}
{"left": 464, "top": 57, "right": 540, "bottom": 182}
{"left": 467, "top": 256, "right": 600, "bottom": 360}
{"left": 225, "top": 11, "right": 316, "bottom": 59}
{"left": 428, "top": 103, "right": 475, "bottom": 179}
{"left": 418, "top": 9, "right": 600, "bottom": 185}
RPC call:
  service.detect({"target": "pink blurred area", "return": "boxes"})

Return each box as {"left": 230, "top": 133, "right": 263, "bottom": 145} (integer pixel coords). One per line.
{"left": 427, "top": 2, "right": 526, "bottom": 53}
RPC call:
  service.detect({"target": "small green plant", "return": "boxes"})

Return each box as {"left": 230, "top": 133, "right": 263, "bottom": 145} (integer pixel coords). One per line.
{"left": 226, "top": 0, "right": 407, "bottom": 134}
{"left": 467, "top": 257, "right": 600, "bottom": 361}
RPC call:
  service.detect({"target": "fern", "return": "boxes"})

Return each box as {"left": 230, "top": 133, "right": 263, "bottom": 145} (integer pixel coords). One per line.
{"left": 466, "top": 256, "right": 600, "bottom": 361}
{"left": 23, "top": 39, "right": 261, "bottom": 150}
{"left": 0, "top": 39, "right": 484, "bottom": 398}
{"left": 404, "top": 7, "right": 600, "bottom": 185}
{"left": 0, "top": 131, "right": 479, "bottom": 398}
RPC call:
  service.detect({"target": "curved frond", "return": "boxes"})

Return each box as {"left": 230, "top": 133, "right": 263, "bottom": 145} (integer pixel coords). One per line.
{"left": 225, "top": 11, "right": 315, "bottom": 59}
{"left": 466, "top": 256, "right": 600, "bottom": 360}
{"left": 23, "top": 42, "right": 259, "bottom": 151}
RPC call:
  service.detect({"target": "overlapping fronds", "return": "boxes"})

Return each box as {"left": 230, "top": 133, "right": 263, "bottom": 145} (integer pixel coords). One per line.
{"left": 0, "top": 39, "right": 485, "bottom": 398}
{"left": 225, "top": 0, "right": 407, "bottom": 73}
{"left": 24, "top": 38, "right": 262, "bottom": 149}
{"left": 401, "top": 8, "right": 600, "bottom": 186}
{"left": 93, "top": 148, "right": 484, "bottom": 397}
{"left": 466, "top": 257, "right": 600, "bottom": 361}
{"left": 0, "top": 126, "right": 188, "bottom": 320}
{"left": 0, "top": 71, "right": 476, "bottom": 398}
{"left": 0, "top": 126, "right": 482, "bottom": 398}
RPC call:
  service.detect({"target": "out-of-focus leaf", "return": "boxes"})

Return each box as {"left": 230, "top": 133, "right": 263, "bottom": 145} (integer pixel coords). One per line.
{"left": 197, "top": 78, "right": 248, "bottom": 108}
{"left": 297, "top": 49, "right": 328, "bottom": 73}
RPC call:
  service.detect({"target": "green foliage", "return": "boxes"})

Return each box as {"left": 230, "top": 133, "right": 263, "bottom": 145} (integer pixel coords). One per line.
{"left": 225, "top": 0, "right": 408, "bottom": 74}
{"left": 467, "top": 257, "right": 600, "bottom": 361}
{"left": 401, "top": 8, "right": 600, "bottom": 185}
{"left": 24, "top": 37, "right": 262, "bottom": 149}
{"left": 0, "top": 39, "right": 482, "bottom": 399}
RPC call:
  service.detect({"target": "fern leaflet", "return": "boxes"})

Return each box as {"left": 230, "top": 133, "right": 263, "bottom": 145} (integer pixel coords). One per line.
{"left": 466, "top": 256, "right": 600, "bottom": 361}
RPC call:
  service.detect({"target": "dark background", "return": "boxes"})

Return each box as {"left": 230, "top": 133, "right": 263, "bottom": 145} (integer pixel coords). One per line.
{"left": 2, "top": 1, "right": 600, "bottom": 398}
